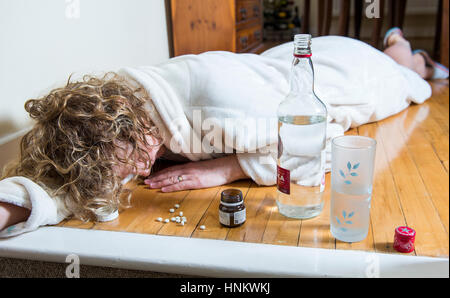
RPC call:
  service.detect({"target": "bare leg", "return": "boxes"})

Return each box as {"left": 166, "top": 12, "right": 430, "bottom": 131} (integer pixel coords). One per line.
{"left": 383, "top": 34, "right": 431, "bottom": 79}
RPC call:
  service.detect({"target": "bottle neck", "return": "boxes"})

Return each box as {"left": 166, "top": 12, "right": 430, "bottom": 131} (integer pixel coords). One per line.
{"left": 289, "top": 52, "right": 315, "bottom": 95}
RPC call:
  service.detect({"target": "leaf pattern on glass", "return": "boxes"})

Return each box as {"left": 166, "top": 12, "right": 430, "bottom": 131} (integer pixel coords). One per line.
{"left": 336, "top": 216, "right": 341, "bottom": 225}
{"left": 339, "top": 161, "right": 360, "bottom": 184}
{"left": 335, "top": 210, "right": 355, "bottom": 231}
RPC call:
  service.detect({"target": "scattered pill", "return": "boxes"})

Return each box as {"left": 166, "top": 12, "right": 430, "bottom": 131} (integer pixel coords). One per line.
{"left": 174, "top": 204, "right": 180, "bottom": 209}
{"left": 169, "top": 208, "right": 175, "bottom": 213}
{"left": 176, "top": 218, "right": 181, "bottom": 223}
{"left": 180, "top": 221, "right": 185, "bottom": 226}
{"left": 171, "top": 217, "right": 176, "bottom": 222}
{"left": 156, "top": 217, "right": 163, "bottom": 222}
{"left": 199, "top": 225, "right": 206, "bottom": 230}
{"left": 164, "top": 219, "right": 169, "bottom": 223}
{"left": 182, "top": 217, "right": 187, "bottom": 222}
{"left": 179, "top": 211, "right": 183, "bottom": 217}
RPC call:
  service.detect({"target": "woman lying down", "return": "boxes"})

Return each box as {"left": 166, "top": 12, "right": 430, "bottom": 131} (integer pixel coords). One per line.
{"left": 0, "top": 31, "right": 446, "bottom": 237}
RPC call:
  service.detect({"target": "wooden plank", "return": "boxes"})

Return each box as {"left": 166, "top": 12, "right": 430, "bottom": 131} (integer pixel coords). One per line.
{"left": 378, "top": 113, "right": 449, "bottom": 257}
{"left": 427, "top": 96, "right": 449, "bottom": 133}
{"left": 93, "top": 187, "right": 187, "bottom": 233}
{"left": 412, "top": 103, "right": 449, "bottom": 166}
{"left": 124, "top": 189, "right": 189, "bottom": 234}
{"left": 399, "top": 106, "right": 449, "bottom": 233}
{"left": 226, "top": 184, "right": 276, "bottom": 243}
{"left": 261, "top": 197, "right": 302, "bottom": 246}
{"left": 191, "top": 180, "right": 252, "bottom": 240}
{"left": 298, "top": 174, "right": 335, "bottom": 249}
{"left": 358, "top": 123, "right": 408, "bottom": 255}
{"left": 420, "top": 82, "right": 449, "bottom": 165}
{"left": 430, "top": 81, "right": 449, "bottom": 108}
{"left": 56, "top": 219, "right": 68, "bottom": 227}
{"left": 156, "top": 186, "right": 221, "bottom": 237}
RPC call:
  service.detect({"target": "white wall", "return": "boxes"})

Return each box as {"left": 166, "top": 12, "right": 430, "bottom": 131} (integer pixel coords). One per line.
{"left": 0, "top": 0, "right": 170, "bottom": 140}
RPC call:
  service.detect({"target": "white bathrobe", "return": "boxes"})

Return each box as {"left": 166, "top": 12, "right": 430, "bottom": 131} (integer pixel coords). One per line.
{"left": 0, "top": 36, "right": 431, "bottom": 237}
{"left": 120, "top": 36, "right": 431, "bottom": 186}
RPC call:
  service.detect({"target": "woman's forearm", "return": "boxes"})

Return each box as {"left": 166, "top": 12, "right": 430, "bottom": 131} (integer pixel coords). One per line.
{"left": 226, "top": 154, "right": 248, "bottom": 182}
{"left": 0, "top": 202, "right": 31, "bottom": 231}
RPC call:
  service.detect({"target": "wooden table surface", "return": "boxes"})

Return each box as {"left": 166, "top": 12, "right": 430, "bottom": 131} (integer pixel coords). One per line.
{"left": 59, "top": 81, "right": 449, "bottom": 258}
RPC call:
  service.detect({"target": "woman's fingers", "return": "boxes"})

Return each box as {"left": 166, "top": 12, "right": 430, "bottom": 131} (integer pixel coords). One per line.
{"left": 161, "top": 180, "right": 198, "bottom": 193}
{"left": 145, "top": 167, "right": 184, "bottom": 184}
{"left": 147, "top": 175, "right": 185, "bottom": 189}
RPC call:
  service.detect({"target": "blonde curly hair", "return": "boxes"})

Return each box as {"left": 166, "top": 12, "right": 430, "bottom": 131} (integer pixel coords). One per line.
{"left": 1, "top": 72, "right": 161, "bottom": 221}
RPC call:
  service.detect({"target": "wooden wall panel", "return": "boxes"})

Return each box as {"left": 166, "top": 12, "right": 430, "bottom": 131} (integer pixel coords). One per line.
{"left": 170, "top": 0, "right": 236, "bottom": 56}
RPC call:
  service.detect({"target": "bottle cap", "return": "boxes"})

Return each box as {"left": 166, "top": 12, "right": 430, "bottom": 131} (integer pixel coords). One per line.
{"left": 394, "top": 226, "right": 416, "bottom": 253}
{"left": 221, "top": 189, "right": 243, "bottom": 204}
{"left": 293, "top": 34, "right": 311, "bottom": 57}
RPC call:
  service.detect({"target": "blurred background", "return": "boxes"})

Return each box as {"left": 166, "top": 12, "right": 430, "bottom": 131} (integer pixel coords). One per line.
{"left": 0, "top": 0, "right": 448, "bottom": 142}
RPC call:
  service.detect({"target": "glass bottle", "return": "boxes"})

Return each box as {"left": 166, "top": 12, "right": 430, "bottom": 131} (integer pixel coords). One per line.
{"left": 276, "top": 34, "right": 327, "bottom": 219}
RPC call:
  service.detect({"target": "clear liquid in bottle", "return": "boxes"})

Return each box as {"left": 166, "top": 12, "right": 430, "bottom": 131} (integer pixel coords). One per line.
{"left": 277, "top": 115, "right": 326, "bottom": 219}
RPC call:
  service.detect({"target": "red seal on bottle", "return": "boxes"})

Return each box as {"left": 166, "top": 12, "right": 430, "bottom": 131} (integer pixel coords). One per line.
{"left": 394, "top": 226, "right": 416, "bottom": 253}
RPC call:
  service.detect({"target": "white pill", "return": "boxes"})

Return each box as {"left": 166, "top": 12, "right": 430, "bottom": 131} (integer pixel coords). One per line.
{"left": 199, "top": 225, "right": 206, "bottom": 230}
{"left": 156, "top": 217, "right": 163, "bottom": 222}
{"left": 169, "top": 208, "right": 175, "bottom": 213}
{"left": 164, "top": 219, "right": 169, "bottom": 223}
{"left": 180, "top": 221, "right": 185, "bottom": 226}
{"left": 182, "top": 217, "right": 187, "bottom": 222}
{"left": 179, "top": 211, "right": 183, "bottom": 217}
{"left": 171, "top": 217, "right": 176, "bottom": 222}
{"left": 174, "top": 204, "right": 180, "bottom": 209}
{"left": 176, "top": 216, "right": 180, "bottom": 220}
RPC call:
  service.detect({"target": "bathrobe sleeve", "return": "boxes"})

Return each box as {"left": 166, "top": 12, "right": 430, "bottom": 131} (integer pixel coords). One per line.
{"left": 237, "top": 150, "right": 277, "bottom": 186}
{"left": 0, "top": 177, "right": 71, "bottom": 238}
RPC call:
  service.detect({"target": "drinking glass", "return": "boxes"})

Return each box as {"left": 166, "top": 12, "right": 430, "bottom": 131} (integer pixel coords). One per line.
{"left": 330, "top": 135, "right": 376, "bottom": 243}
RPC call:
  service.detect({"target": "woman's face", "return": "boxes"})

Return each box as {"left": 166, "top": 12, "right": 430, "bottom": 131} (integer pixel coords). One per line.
{"left": 113, "top": 135, "right": 164, "bottom": 179}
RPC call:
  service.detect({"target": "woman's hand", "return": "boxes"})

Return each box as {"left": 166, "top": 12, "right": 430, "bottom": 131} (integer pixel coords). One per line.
{"left": 0, "top": 202, "right": 31, "bottom": 232}
{"left": 144, "top": 155, "right": 248, "bottom": 192}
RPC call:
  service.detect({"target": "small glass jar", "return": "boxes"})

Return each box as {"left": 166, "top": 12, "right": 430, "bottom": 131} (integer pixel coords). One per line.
{"left": 219, "top": 189, "right": 246, "bottom": 228}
